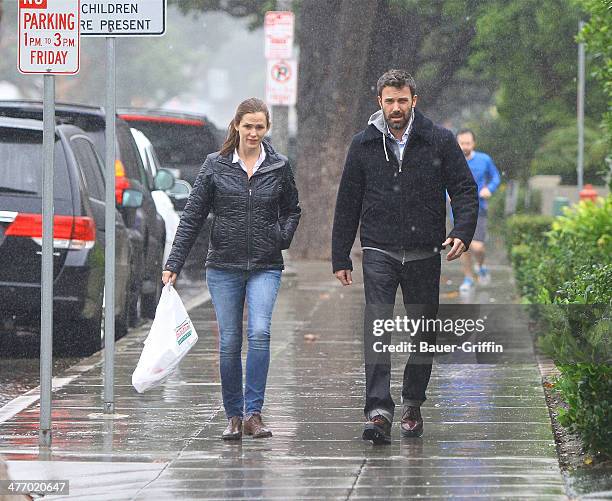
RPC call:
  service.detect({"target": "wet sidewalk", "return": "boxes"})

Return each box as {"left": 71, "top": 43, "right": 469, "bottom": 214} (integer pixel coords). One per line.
{"left": 0, "top": 251, "right": 567, "bottom": 500}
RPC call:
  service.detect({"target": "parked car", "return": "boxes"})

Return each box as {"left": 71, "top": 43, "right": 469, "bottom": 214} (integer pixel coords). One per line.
{"left": 118, "top": 108, "right": 221, "bottom": 278}
{"left": 0, "top": 101, "right": 168, "bottom": 322}
{"left": 0, "top": 117, "right": 142, "bottom": 355}
{"left": 117, "top": 108, "right": 220, "bottom": 186}
{"left": 130, "top": 127, "right": 178, "bottom": 267}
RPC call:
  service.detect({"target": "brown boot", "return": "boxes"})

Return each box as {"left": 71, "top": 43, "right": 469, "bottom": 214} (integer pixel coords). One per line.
{"left": 244, "top": 413, "right": 272, "bottom": 438}
{"left": 401, "top": 405, "right": 424, "bottom": 438}
{"left": 222, "top": 416, "right": 242, "bottom": 440}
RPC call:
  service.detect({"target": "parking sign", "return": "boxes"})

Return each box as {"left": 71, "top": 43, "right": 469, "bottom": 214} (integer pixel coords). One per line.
{"left": 266, "top": 59, "right": 297, "bottom": 106}
{"left": 18, "top": 0, "right": 80, "bottom": 74}
{"left": 264, "top": 11, "right": 294, "bottom": 59}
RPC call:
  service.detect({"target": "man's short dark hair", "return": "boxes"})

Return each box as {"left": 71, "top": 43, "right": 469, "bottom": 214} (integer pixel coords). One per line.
{"left": 457, "top": 129, "right": 476, "bottom": 141}
{"left": 377, "top": 69, "right": 417, "bottom": 97}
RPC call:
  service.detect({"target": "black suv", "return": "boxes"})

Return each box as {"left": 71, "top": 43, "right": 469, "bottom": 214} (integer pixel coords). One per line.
{"left": 117, "top": 108, "right": 220, "bottom": 187}
{"left": 0, "top": 117, "right": 141, "bottom": 355}
{"left": 118, "top": 108, "right": 220, "bottom": 278}
{"left": 0, "top": 101, "right": 168, "bottom": 321}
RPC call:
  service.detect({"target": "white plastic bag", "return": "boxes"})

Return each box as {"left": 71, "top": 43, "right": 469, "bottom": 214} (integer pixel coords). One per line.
{"left": 132, "top": 283, "right": 198, "bottom": 393}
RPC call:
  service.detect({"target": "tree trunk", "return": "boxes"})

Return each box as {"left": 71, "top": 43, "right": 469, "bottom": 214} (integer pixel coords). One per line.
{"left": 292, "top": 0, "right": 377, "bottom": 259}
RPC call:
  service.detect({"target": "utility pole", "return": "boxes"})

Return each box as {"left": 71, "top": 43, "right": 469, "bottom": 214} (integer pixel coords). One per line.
{"left": 577, "top": 20, "right": 585, "bottom": 191}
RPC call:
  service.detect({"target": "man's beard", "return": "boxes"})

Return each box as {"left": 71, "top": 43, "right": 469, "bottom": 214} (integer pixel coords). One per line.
{"left": 384, "top": 110, "right": 410, "bottom": 130}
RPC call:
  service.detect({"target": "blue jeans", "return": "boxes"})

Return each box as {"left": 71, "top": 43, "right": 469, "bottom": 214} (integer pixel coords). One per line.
{"left": 206, "top": 267, "right": 282, "bottom": 419}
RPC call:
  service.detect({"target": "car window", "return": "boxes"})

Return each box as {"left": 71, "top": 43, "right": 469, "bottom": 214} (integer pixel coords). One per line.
{"left": 117, "top": 122, "right": 153, "bottom": 190}
{"left": 123, "top": 121, "right": 218, "bottom": 166}
{"left": 84, "top": 128, "right": 106, "bottom": 160}
{"left": 0, "top": 127, "right": 70, "bottom": 199}
{"left": 145, "top": 145, "right": 159, "bottom": 178}
{"left": 139, "top": 142, "right": 152, "bottom": 175}
{"left": 70, "top": 137, "right": 105, "bottom": 201}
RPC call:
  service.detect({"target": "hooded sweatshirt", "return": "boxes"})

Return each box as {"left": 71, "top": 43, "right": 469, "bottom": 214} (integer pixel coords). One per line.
{"left": 331, "top": 108, "right": 478, "bottom": 273}
{"left": 362, "top": 109, "right": 437, "bottom": 263}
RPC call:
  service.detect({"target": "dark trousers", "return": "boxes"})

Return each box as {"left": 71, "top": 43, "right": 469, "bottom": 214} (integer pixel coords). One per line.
{"left": 362, "top": 250, "right": 440, "bottom": 421}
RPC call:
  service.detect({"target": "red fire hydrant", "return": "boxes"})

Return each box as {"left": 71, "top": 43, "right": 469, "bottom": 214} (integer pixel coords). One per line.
{"left": 579, "top": 183, "right": 598, "bottom": 201}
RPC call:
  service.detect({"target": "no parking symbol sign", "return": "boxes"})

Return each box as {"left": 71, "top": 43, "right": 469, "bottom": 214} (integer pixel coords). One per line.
{"left": 266, "top": 59, "right": 297, "bottom": 106}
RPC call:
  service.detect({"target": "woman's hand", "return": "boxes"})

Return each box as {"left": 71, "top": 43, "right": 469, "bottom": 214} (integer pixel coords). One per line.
{"left": 161, "top": 270, "right": 177, "bottom": 286}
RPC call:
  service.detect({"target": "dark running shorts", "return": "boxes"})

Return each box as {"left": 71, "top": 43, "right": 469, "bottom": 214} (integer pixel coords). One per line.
{"left": 473, "top": 212, "right": 488, "bottom": 243}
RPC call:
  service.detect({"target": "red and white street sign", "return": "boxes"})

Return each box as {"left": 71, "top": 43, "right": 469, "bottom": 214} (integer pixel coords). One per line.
{"left": 18, "top": 0, "right": 80, "bottom": 75}
{"left": 266, "top": 59, "right": 297, "bottom": 106}
{"left": 264, "top": 11, "right": 294, "bottom": 60}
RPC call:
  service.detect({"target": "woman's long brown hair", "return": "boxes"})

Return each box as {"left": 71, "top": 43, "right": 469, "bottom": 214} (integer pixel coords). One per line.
{"left": 220, "top": 98, "right": 271, "bottom": 157}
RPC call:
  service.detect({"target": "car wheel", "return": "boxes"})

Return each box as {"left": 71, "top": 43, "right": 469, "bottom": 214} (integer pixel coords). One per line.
{"left": 115, "top": 286, "right": 129, "bottom": 339}
{"left": 60, "top": 295, "right": 104, "bottom": 357}
{"left": 141, "top": 280, "right": 161, "bottom": 319}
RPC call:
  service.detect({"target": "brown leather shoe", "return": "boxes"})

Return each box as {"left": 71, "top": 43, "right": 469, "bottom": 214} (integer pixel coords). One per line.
{"left": 401, "top": 405, "right": 423, "bottom": 438}
{"left": 222, "top": 416, "right": 242, "bottom": 440}
{"left": 244, "top": 413, "right": 272, "bottom": 438}
{"left": 362, "top": 415, "right": 392, "bottom": 445}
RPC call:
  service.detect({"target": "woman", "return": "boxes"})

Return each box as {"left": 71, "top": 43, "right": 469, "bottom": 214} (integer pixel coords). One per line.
{"left": 162, "top": 98, "right": 301, "bottom": 440}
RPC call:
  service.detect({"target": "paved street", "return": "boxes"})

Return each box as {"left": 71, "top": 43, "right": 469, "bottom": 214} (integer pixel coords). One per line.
{"left": 0, "top": 249, "right": 566, "bottom": 500}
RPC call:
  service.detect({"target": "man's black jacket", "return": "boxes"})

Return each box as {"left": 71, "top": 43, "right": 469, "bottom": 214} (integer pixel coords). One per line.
{"left": 332, "top": 109, "right": 478, "bottom": 273}
{"left": 165, "top": 140, "right": 301, "bottom": 273}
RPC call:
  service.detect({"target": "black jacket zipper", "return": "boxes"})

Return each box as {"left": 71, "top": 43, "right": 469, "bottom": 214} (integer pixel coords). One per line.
{"left": 247, "top": 177, "right": 252, "bottom": 270}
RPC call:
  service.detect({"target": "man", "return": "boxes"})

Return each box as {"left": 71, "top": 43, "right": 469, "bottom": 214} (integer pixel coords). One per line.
{"left": 332, "top": 69, "right": 478, "bottom": 444}
{"left": 456, "top": 129, "right": 500, "bottom": 293}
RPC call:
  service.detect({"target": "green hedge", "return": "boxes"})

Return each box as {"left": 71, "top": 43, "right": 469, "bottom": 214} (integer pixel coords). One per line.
{"left": 506, "top": 197, "right": 612, "bottom": 458}
{"left": 505, "top": 214, "right": 553, "bottom": 257}
{"left": 488, "top": 183, "right": 542, "bottom": 234}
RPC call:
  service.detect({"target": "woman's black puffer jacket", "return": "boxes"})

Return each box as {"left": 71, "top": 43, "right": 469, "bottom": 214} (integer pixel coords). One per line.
{"left": 164, "top": 140, "right": 301, "bottom": 273}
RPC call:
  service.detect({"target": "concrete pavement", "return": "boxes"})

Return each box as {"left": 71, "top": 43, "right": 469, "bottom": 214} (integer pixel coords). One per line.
{"left": 0, "top": 250, "right": 566, "bottom": 500}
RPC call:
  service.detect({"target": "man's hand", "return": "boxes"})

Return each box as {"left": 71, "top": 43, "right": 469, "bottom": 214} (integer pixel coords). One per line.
{"left": 162, "top": 270, "right": 177, "bottom": 286}
{"left": 479, "top": 186, "right": 492, "bottom": 199}
{"left": 442, "top": 237, "right": 467, "bottom": 261}
{"left": 334, "top": 269, "right": 353, "bottom": 286}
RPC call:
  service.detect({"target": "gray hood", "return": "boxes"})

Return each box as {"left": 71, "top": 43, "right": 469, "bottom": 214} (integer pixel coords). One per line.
{"left": 368, "top": 109, "right": 389, "bottom": 136}
{"left": 367, "top": 108, "right": 415, "bottom": 164}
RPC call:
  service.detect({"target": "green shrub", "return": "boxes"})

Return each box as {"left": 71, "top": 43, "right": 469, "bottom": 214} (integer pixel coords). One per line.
{"left": 510, "top": 243, "right": 546, "bottom": 300}
{"left": 555, "top": 364, "right": 612, "bottom": 457}
{"left": 556, "top": 263, "right": 612, "bottom": 305}
{"left": 505, "top": 214, "right": 553, "bottom": 260}
{"left": 538, "top": 264, "right": 611, "bottom": 366}
{"left": 488, "top": 183, "right": 542, "bottom": 234}
{"left": 506, "top": 196, "right": 612, "bottom": 458}
{"left": 539, "top": 198, "right": 612, "bottom": 303}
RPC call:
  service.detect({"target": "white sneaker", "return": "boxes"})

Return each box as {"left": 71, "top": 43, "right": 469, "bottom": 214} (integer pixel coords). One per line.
{"left": 477, "top": 266, "right": 491, "bottom": 285}
{"left": 459, "top": 277, "right": 475, "bottom": 293}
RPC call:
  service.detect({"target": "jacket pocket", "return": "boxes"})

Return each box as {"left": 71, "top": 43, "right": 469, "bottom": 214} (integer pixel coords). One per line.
{"left": 273, "top": 222, "right": 283, "bottom": 250}
{"left": 210, "top": 216, "right": 224, "bottom": 249}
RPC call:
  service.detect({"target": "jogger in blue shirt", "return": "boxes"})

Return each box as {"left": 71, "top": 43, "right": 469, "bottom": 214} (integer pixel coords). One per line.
{"left": 456, "top": 129, "right": 500, "bottom": 292}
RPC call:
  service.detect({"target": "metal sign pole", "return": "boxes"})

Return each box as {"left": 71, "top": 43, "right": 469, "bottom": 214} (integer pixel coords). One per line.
{"left": 103, "top": 36, "right": 116, "bottom": 414}
{"left": 39, "top": 73, "right": 55, "bottom": 448}
{"left": 577, "top": 20, "right": 585, "bottom": 192}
